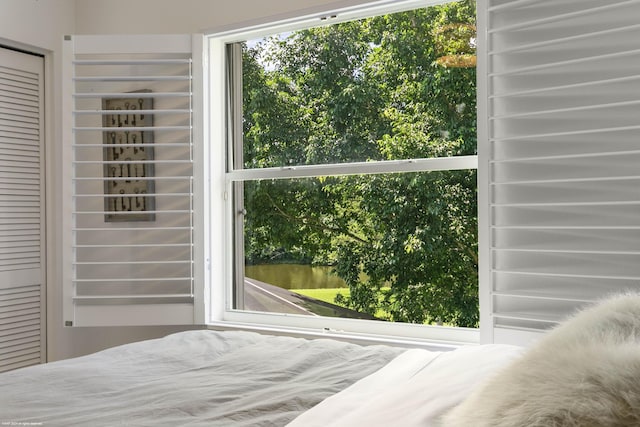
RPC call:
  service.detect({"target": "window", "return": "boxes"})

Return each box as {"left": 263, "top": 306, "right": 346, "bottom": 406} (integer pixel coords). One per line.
{"left": 208, "top": 0, "right": 480, "bottom": 344}
{"left": 59, "top": 0, "right": 640, "bottom": 347}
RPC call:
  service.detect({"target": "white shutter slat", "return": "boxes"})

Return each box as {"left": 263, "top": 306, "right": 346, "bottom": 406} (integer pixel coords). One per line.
{"left": 0, "top": 304, "right": 40, "bottom": 318}
{"left": 493, "top": 153, "right": 640, "bottom": 183}
{"left": 0, "top": 104, "right": 39, "bottom": 117}
{"left": 0, "top": 330, "right": 39, "bottom": 350}
{"left": 0, "top": 240, "right": 40, "bottom": 248}
{"left": 0, "top": 84, "right": 38, "bottom": 101}
{"left": 493, "top": 272, "right": 638, "bottom": 301}
{"left": 488, "top": 0, "right": 636, "bottom": 35}
{"left": 0, "top": 354, "right": 41, "bottom": 373}
{"left": 493, "top": 180, "right": 640, "bottom": 205}
{"left": 0, "top": 322, "right": 40, "bottom": 338}
{"left": 73, "top": 92, "right": 190, "bottom": 99}
{"left": 0, "top": 282, "right": 42, "bottom": 373}
{"left": 0, "top": 342, "right": 40, "bottom": 359}
{"left": 489, "top": 1, "right": 640, "bottom": 44}
{"left": 494, "top": 205, "right": 640, "bottom": 229}
{"left": 493, "top": 228, "right": 640, "bottom": 253}
{"left": 492, "top": 128, "right": 640, "bottom": 162}
{"left": 482, "top": 0, "right": 640, "bottom": 344}
{"left": 495, "top": 251, "right": 640, "bottom": 279}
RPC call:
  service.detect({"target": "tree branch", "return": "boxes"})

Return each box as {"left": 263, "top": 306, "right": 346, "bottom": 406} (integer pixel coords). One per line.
{"left": 265, "top": 192, "right": 369, "bottom": 244}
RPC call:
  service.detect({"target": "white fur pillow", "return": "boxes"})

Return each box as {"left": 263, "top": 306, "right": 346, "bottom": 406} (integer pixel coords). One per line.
{"left": 441, "top": 293, "right": 640, "bottom": 427}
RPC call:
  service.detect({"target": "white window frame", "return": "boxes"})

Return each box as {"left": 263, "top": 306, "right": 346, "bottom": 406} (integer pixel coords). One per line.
{"left": 205, "top": 0, "right": 481, "bottom": 347}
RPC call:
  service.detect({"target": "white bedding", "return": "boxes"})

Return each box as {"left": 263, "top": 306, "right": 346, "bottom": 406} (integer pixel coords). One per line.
{"left": 0, "top": 330, "right": 403, "bottom": 426}
{"left": 0, "top": 329, "right": 522, "bottom": 427}
{"left": 287, "top": 344, "right": 523, "bottom": 427}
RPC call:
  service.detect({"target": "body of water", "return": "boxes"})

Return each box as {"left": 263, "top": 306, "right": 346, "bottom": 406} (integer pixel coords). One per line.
{"left": 245, "top": 263, "right": 346, "bottom": 290}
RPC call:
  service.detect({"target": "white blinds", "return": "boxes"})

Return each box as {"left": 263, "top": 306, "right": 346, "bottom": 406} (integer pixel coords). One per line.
{"left": 63, "top": 35, "right": 201, "bottom": 326}
{"left": 0, "top": 47, "right": 45, "bottom": 371}
{"left": 483, "top": 0, "right": 640, "bottom": 344}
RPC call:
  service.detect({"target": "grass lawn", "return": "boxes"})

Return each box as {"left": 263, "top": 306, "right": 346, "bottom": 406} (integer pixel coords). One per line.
{"left": 291, "top": 287, "right": 390, "bottom": 319}
{"left": 290, "top": 287, "right": 349, "bottom": 305}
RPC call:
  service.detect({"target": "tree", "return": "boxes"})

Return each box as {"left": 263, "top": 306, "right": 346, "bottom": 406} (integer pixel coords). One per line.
{"left": 242, "top": 0, "right": 479, "bottom": 327}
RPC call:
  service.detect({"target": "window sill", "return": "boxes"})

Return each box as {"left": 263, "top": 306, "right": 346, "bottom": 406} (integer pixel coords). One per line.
{"left": 206, "top": 320, "right": 477, "bottom": 351}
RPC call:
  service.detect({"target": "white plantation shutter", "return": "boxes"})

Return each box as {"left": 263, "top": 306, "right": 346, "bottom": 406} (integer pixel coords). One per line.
{"left": 62, "top": 35, "right": 204, "bottom": 326}
{"left": 480, "top": 0, "right": 640, "bottom": 344}
{"left": 0, "top": 47, "right": 45, "bottom": 371}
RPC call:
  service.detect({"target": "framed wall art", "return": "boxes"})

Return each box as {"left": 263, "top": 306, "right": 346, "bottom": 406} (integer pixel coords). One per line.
{"left": 102, "top": 90, "right": 155, "bottom": 222}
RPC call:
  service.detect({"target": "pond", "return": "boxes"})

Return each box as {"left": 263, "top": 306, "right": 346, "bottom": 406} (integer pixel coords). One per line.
{"left": 245, "top": 264, "right": 347, "bottom": 290}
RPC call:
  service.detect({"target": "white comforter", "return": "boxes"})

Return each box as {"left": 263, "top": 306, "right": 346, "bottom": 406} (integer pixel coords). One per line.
{"left": 0, "top": 330, "right": 402, "bottom": 426}
{"left": 1, "top": 330, "right": 522, "bottom": 426}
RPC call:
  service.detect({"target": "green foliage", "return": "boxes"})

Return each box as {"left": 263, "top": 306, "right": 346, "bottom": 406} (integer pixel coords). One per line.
{"left": 242, "top": 1, "right": 479, "bottom": 327}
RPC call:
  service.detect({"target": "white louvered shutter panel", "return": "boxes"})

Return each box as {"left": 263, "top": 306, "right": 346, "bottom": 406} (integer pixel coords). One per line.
{"left": 62, "top": 35, "right": 204, "bottom": 326}
{"left": 481, "top": 0, "right": 640, "bottom": 345}
{"left": 0, "top": 47, "right": 45, "bottom": 371}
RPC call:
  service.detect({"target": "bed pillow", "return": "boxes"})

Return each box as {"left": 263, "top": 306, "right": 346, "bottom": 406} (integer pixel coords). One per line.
{"left": 441, "top": 293, "right": 640, "bottom": 427}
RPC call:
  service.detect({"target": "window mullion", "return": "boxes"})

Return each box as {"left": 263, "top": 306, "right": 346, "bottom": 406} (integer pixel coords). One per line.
{"left": 228, "top": 155, "right": 478, "bottom": 182}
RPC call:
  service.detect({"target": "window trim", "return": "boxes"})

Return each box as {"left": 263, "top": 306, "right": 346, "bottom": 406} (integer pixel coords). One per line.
{"left": 205, "top": 0, "right": 481, "bottom": 346}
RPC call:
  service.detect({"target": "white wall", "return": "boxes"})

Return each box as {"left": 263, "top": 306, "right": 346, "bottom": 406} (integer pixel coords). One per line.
{"left": 1, "top": 0, "right": 75, "bottom": 51}
{"left": 74, "top": 0, "right": 373, "bottom": 35}
{"left": 1, "top": 0, "right": 374, "bottom": 362}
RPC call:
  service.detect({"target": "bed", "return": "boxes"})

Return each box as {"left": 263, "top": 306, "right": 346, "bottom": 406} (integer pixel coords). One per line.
{"left": 0, "top": 329, "right": 520, "bottom": 426}
{"left": 2, "top": 293, "right": 639, "bottom": 426}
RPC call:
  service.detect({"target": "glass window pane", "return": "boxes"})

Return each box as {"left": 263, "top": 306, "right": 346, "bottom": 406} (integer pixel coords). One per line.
{"left": 241, "top": 1, "right": 477, "bottom": 168}
{"left": 235, "top": 169, "right": 479, "bottom": 327}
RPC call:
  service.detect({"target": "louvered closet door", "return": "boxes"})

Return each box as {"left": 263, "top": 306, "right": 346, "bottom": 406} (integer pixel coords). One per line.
{"left": 0, "top": 47, "right": 45, "bottom": 372}
{"left": 481, "top": 0, "right": 640, "bottom": 344}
